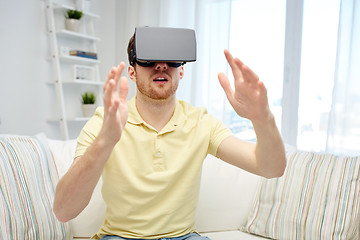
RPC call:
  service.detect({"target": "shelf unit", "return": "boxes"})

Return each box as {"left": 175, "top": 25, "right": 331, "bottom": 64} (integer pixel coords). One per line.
{"left": 44, "top": 0, "right": 103, "bottom": 139}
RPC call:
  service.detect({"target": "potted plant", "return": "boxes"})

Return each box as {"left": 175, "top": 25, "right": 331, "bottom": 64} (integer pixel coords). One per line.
{"left": 81, "top": 91, "right": 97, "bottom": 117}
{"left": 64, "top": 9, "right": 83, "bottom": 32}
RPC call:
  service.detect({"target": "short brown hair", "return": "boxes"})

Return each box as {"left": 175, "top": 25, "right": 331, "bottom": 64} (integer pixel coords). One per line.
{"left": 127, "top": 33, "right": 135, "bottom": 66}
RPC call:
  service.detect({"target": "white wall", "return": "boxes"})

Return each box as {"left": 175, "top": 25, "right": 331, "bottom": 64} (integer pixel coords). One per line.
{"left": 0, "top": 0, "right": 196, "bottom": 139}
{"left": 0, "top": 0, "right": 54, "bottom": 137}
{"left": 0, "top": 0, "right": 124, "bottom": 139}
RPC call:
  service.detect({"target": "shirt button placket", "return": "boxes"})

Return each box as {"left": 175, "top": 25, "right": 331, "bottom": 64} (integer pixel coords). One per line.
{"left": 153, "top": 134, "right": 165, "bottom": 171}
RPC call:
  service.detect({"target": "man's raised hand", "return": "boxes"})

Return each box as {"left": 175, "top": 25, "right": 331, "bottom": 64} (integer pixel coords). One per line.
{"left": 218, "top": 50, "right": 272, "bottom": 125}
{"left": 101, "top": 62, "right": 129, "bottom": 144}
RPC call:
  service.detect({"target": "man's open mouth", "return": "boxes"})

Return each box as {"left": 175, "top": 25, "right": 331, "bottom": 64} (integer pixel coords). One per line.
{"left": 153, "top": 77, "right": 168, "bottom": 82}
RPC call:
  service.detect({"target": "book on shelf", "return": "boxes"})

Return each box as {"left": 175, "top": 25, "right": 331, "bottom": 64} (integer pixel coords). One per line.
{"left": 69, "top": 50, "right": 98, "bottom": 59}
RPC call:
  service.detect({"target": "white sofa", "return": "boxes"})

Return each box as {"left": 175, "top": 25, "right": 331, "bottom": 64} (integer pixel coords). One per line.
{"left": 1, "top": 134, "right": 360, "bottom": 240}
{"left": 48, "top": 136, "right": 263, "bottom": 240}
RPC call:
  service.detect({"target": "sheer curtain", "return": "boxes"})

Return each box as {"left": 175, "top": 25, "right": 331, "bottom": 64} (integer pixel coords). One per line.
{"left": 121, "top": 0, "right": 360, "bottom": 154}
{"left": 160, "top": 0, "right": 285, "bottom": 143}
{"left": 157, "top": 0, "right": 233, "bottom": 119}
{"left": 327, "top": 0, "right": 360, "bottom": 155}
{"left": 159, "top": 0, "right": 232, "bottom": 113}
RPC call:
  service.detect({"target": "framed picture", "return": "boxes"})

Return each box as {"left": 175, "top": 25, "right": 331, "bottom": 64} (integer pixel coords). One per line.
{"left": 73, "top": 65, "right": 95, "bottom": 81}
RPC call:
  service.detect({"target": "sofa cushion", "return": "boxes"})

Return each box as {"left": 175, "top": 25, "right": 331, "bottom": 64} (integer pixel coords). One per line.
{"left": 203, "top": 230, "right": 266, "bottom": 240}
{"left": 244, "top": 151, "right": 360, "bottom": 239}
{"left": 0, "top": 134, "right": 72, "bottom": 239}
{"left": 196, "top": 154, "right": 261, "bottom": 232}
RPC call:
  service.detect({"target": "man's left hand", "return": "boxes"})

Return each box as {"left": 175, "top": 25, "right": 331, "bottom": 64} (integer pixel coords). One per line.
{"left": 218, "top": 50, "right": 272, "bottom": 125}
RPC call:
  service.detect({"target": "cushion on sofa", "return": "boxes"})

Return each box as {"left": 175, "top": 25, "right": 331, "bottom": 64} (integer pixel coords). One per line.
{"left": 196, "top": 154, "right": 261, "bottom": 233}
{"left": 244, "top": 151, "right": 360, "bottom": 239}
{"left": 0, "top": 134, "right": 72, "bottom": 239}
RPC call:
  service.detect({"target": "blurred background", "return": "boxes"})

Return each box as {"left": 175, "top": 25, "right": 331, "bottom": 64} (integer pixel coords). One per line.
{"left": 0, "top": 0, "right": 359, "bottom": 155}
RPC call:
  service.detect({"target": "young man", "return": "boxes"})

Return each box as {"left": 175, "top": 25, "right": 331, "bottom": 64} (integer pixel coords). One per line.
{"left": 53, "top": 27, "right": 286, "bottom": 240}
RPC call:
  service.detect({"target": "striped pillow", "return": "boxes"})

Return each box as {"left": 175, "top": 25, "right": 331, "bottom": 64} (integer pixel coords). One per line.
{"left": 244, "top": 151, "right": 360, "bottom": 239}
{"left": 0, "top": 134, "right": 72, "bottom": 239}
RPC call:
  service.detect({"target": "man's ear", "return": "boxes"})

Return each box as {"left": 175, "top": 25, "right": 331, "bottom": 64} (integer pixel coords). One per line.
{"left": 128, "top": 66, "right": 136, "bottom": 82}
{"left": 179, "top": 66, "right": 184, "bottom": 79}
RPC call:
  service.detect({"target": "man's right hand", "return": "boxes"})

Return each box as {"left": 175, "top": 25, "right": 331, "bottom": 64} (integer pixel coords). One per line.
{"left": 100, "top": 62, "right": 129, "bottom": 145}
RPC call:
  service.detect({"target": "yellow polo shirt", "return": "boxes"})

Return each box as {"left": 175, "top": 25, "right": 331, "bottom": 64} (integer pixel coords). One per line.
{"left": 75, "top": 97, "right": 232, "bottom": 239}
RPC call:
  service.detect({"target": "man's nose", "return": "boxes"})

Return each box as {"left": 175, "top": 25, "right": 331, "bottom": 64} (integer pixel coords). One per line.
{"left": 154, "top": 62, "right": 168, "bottom": 71}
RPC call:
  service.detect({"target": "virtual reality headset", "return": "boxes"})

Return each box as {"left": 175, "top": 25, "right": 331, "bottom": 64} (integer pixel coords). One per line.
{"left": 130, "top": 26, "right": 197, "bottom": 67}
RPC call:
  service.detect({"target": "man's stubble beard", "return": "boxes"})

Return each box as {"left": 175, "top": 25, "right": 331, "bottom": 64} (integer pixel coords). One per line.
{"left": 136, "top": 79, "right": 179, "bottom": 100}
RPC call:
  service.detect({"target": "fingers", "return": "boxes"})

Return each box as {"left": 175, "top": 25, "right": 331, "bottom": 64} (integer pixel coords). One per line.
{"left": 224, "top": 49, "right": 243, "bottom": 81}
{"left": 224, "top": 50, "right": 259, "bottom": 85}
{"left": 113, "top": 62, "right": 125, "bottom": 89}
{"left": 103, "top": 78, "right": 129, "bottom": 106}
{"left": 257, "top": 80, "right": 268, "bottom": 99}
{"left": 103, "top": 66, "right": 129, "bottom": 114}
{"left": 103, "top": 79, "right": 115, "bottom": 110}
{"left": 104, "top": 67, "right": 117, "bottom": 92}
{"left": 118, "top": 76, "right": 129, "bottom": 102}
{"left": 218, "top": 72, "right": 234, "bottom": 102}
{"left": 103, "top": 62, "right": 126, "bottom": 92}
{"left": 237, "top": 59, "right": 259, "bottom": 85}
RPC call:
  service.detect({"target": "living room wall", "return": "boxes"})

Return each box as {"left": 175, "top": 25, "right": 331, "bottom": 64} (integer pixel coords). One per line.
{"left": 0, "top": 0, "right": 132, "bottom": 139}
{"left": 0, "top": 0, "right": 196, "bottom": 139}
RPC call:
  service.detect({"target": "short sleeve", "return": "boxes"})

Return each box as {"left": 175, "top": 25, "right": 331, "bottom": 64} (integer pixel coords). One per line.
{"left": 208, "top": 115, "right": 232, "bottom": 156}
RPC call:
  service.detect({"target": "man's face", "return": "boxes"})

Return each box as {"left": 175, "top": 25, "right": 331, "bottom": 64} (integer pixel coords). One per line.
{"left": 128, "top": 62, "right": 184, "bottom": 100}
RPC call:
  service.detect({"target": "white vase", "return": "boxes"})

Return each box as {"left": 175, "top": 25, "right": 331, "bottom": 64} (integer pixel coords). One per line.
{"left": 65, "top": 19, "right": 80, "bottom": 32}
{"left": 81, "top": 104, "right": 97, "bottom": 117}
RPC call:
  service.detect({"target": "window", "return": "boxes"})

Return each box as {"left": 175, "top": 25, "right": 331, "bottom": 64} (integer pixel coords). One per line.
{"left": 180, "top": 0, "right": 348, "bottom": 152}
{"left": 297, "top": 0, "right": 340, "bottom": 151}
{"left": 217, "top": 0, "right": 286, "bottom": 141}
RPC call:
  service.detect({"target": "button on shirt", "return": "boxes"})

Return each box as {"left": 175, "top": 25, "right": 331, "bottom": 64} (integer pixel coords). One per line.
{"left": 75, "top": 97, "right": 232, "bottom": 239}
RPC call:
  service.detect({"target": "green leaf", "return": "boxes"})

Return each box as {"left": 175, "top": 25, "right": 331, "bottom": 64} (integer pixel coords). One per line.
{"left": 65, "top": 9, "right": 83, "bottom": 20}
{"left": 81, "top": 91, "right": 96, "bottom": 104}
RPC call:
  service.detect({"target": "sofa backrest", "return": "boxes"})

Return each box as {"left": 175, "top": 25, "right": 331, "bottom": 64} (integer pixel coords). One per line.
{"left": 48, "top": 139, "right": 106, "bottom": 238}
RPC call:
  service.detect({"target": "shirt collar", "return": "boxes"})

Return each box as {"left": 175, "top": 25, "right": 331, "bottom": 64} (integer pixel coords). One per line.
{"left": 127, "top": 96, "right": 144, "bottom": 125}
{"left": 127, "top": 96, "right": 187, "bottom": 133}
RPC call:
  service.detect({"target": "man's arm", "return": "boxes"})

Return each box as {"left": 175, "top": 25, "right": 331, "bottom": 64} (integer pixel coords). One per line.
{"left": 216, "top": 117, "right": 286, "bottom": 178}
{"left": 53, "top": 63, "right": 129, "bottom": 222}
{"left": 216, "top": 50, "right": 286, "bottom": 178}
